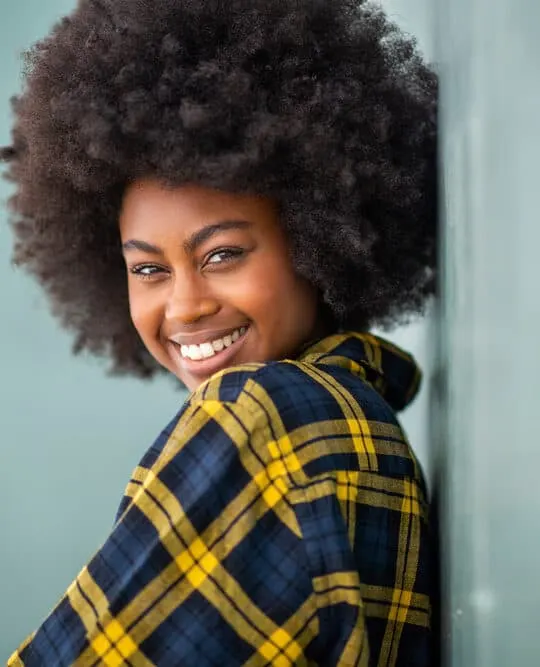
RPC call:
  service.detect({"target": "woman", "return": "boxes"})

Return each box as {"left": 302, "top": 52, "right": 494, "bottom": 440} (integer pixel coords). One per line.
{"left": 3, "top": 0, "right": 437, "bottom": 664}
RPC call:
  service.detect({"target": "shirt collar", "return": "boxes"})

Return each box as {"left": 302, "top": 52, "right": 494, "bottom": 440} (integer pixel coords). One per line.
{"left": 297, "top": 331, "right": 422, "bottom": 412}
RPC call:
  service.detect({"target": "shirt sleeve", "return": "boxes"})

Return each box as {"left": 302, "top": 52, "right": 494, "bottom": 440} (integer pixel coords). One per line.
{"left": 9, "top": 396, "right": 318, "bottom": 666}
{"left": 9, "top": 389, "right": 432, "bottom": 666}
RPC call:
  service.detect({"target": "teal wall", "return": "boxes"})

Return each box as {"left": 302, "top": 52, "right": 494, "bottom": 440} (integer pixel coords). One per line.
{"left": 435, "top": 0, "right": 540, "bottom": 664}
{"left": 0, "top": 1, "right": 433, "bottom": 657}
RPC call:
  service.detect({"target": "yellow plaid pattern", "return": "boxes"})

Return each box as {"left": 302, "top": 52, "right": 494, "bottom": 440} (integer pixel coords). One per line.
{"left": 9, "top": 333, "right": 434, "bottom": 666}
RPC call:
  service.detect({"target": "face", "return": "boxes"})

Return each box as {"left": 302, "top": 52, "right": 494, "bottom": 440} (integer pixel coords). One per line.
{"left": 119, "top": 179, "right": 321, "bottom": 391}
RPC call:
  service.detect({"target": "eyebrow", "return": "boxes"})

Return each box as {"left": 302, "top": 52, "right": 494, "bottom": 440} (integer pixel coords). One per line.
{"left": 122, "top": 220, "right": 252, "bottom": 255}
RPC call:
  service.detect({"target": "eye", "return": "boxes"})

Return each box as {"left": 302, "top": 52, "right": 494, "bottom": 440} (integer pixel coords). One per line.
{"left": 204, "top": 247, "right": 245, "bottom": 267}
{"left": 129, "top": 263, "right": 168, "bottom": 282}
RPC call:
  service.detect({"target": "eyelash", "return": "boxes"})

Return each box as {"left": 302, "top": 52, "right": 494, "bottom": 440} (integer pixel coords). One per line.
{"left": 205, "top": 247, "right": 244, "bottom": 265}
{"left": 129, "top": 264, "right": 167, "bottom": 281}
{"left": 129, "top": 247, "right": 245, "bottom": 281}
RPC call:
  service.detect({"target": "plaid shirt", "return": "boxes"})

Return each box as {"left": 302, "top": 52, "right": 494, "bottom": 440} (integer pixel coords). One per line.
{"left": 9, "top": 332, "right": 433, "bottom": 667}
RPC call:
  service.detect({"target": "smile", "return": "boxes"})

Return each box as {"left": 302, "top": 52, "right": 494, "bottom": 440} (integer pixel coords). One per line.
{"left": 178, "top": 326, "right": 248, "bottom": 361}
{"left": 168, "top": 325, "right": 251, "bottom": 380}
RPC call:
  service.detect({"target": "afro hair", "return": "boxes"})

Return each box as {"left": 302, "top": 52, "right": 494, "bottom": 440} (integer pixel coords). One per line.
{"left": 2, "top": 0, "right": 438, "bottom": 378}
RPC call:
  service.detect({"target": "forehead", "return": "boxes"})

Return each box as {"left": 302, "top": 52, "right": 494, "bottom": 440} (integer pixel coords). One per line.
{"left": 119, "top": 179, "right": 279, "bottom": 238}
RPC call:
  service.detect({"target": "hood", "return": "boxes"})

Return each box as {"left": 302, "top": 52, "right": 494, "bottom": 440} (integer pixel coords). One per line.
{"left": 297, "top": 331, "right": 422, "bottom": 412}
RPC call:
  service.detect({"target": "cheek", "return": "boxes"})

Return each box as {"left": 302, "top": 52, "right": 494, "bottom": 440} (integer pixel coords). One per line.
{"left": 226, "top": 263, "right": 285, "bottom": 312}
{"left": 128, "top": 287, "right": 162, "bottom": 341}
{"left": 230, "top": 258, "right": 317, "bottom": 328}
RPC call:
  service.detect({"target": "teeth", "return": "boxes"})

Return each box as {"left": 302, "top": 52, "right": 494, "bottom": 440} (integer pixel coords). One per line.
{"left": 177, "top": 327, "right": 247, "bottom": 361}
{"left": 188, "top": 344, "right": 202, "bottom": 361}
{"left": 200, "top": 342, "right": 214, "bottom": 358}
{"left": 212, "top": 338, "right": 224, "bottom": 352}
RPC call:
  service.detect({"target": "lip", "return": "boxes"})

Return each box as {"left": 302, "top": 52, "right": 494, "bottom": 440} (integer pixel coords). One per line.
{"left": 168, "top": 325, "right": 251, "bottom": 380}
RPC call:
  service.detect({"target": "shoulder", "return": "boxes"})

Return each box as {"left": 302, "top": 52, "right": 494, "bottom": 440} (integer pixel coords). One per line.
{"left": 190, "top": 358, "right": 398, "bottom": 433}
{"left": 157, "top": 359, "right": 422, "bottom": 505}
{"left": 192, "top": 359, "right": 331, "bottom": 408}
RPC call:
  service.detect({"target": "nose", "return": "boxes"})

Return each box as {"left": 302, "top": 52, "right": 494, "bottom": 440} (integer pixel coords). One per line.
{"left": 165, "top": 273, "right": 220, "bottom": 324}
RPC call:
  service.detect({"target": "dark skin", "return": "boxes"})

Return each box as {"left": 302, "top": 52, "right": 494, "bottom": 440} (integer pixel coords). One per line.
{"left": 119, "top": 179, "right": 323, "bottom": 391}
